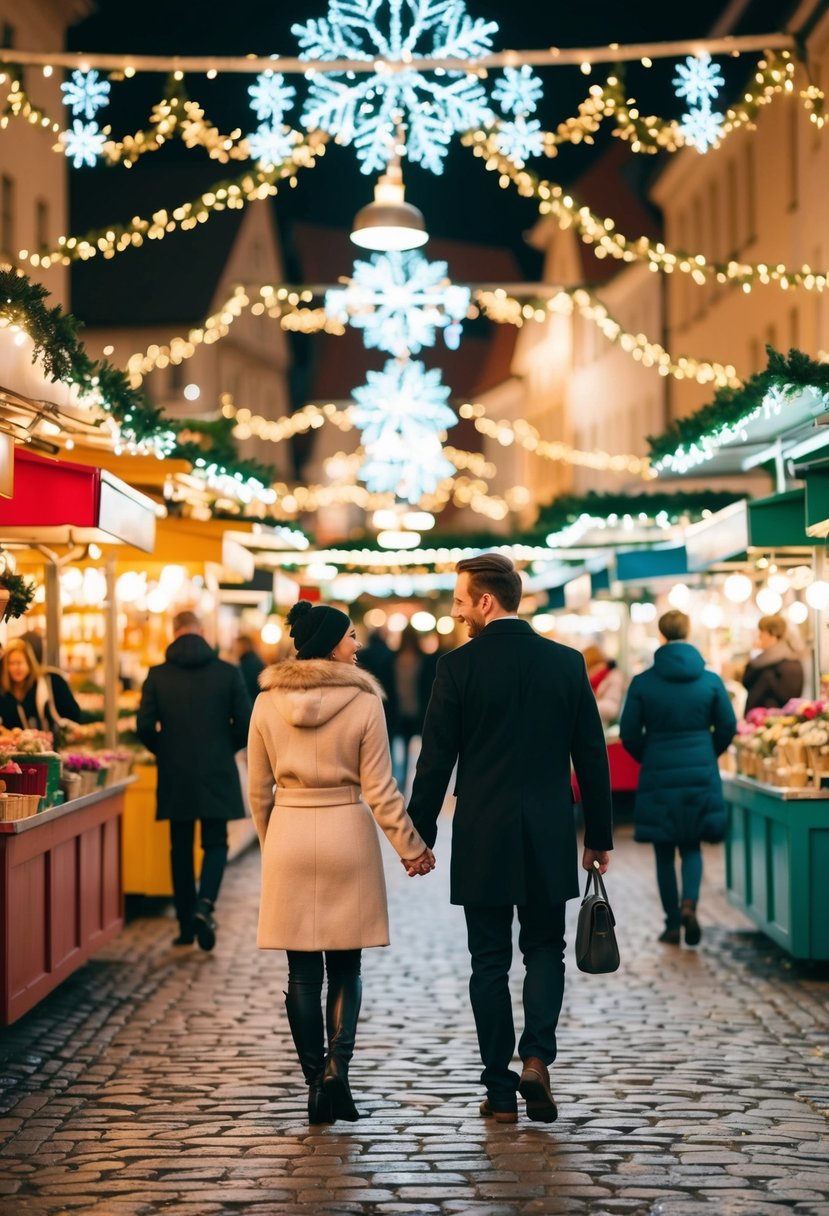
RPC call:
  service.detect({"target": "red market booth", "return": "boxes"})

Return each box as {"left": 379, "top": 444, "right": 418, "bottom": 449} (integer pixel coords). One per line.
{"left": 0, "top": 449, "right": 159, "bottom": 1024}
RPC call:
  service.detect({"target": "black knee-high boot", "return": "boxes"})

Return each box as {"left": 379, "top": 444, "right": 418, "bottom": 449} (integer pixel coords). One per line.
{"left": 285, "top": 985, "right": 334, "bottom": 1124}
{"left": 323, "top": 973, "right": 362, "bottom": 1122}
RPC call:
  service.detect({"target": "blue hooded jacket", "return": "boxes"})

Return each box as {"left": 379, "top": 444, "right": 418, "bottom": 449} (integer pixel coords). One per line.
{"left": 619, "top": 642, "right": 737, "bottom": 845}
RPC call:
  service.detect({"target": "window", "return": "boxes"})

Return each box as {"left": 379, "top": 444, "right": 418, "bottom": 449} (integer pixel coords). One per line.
{"left": 788, "top": 99, "right": 799, "bottom": 210}
{"left": 708, "top": 180, "right": 721, "bottom": 301}
{"left": 749, "top": 337, "right": 761, "bottom": 374}
{"left": 745, "top": 143, "right": 756, "bottom": 244}
{"left": 691, "top": 193, "right": 705, "bottom": 318}
{"left": 1, "top": 24, "right": 14, "bottom": 49}
{"left": 726, "top": 159, "right": 738, "bottom": 256}
{"left": 789, "top": 306, "right": 799, "bottom": 351}
{"left": 765, "top": 324, "right": 777, "bottom": 354}
{"left": 169, "top": 361, "right": 185, "bottom": 392}
{"left": 1, "top": 175, "right": 14, "bottom": 260}
{"left": 35, "top": 199, "right": 48, "bottom": 251}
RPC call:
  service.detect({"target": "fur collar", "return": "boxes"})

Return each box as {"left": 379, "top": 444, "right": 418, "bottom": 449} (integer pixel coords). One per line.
{"left": 259, "top": 658, "right": 383, "bottom": 696}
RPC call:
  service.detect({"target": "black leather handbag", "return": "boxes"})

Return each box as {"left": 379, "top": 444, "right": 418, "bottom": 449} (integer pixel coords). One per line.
{"left": 575, "top": 862, "right": 620, "bottom": 974}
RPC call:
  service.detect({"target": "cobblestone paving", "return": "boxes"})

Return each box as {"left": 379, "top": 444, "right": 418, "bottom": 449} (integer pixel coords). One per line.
{"left": 1, "top": 814, "right": 828, "bottom": 1216}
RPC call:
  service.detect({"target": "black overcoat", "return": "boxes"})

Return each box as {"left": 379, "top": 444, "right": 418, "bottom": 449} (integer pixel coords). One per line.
{"left": 137, "top": 634, "right": 251, "bottom": 822}
{"left": 407, "top": 619, "right": 613, "bottom": 906}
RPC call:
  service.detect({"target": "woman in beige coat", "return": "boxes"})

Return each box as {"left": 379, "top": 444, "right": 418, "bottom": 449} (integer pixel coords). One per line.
{"left": 248, "top": 600, "right": 434, "bottom": 1125}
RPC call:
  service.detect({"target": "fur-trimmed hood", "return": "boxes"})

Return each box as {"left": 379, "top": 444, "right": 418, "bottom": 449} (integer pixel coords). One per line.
{"left": 258, "top": 659, "right": 383, "bottom": 728}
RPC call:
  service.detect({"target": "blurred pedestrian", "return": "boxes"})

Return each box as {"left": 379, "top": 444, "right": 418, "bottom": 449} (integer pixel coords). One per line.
{"left": 620, "top": 609, "right": 736, "bottom": 948}
{"left": 582, "top": 644, "right": 625, "bottom": 725}
{"left": 407, "top": 554, "right": 612, "bottom": 1125}
{"left": 247, "top": 600, "right": 434, "bottom": 1125}
{"left": 234, "top": 633, "right": 266, "bottom": 702}
{"left": 357, "top": 625, "right": 398, "bottom": 736}
{"left": 741, "top": 614, "right": 804, "bottom": 712}
{"left": 137, "top": 611, "right": 252, "bottom": 951}
{"left": 392, "top": 625, "right": 435, "bottom": 789}
{"left": 0, "top": 637, "right": 81, "bottom": 734}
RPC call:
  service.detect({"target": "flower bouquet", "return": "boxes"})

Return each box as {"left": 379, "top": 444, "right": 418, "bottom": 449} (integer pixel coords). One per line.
{"left": 62, "top": 752, "right": 103, "bottom": 797}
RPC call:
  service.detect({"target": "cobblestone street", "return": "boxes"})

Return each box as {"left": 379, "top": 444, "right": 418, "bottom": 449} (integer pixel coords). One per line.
{"left": 1, "top": 812, "right": 828, "bottom": 1216}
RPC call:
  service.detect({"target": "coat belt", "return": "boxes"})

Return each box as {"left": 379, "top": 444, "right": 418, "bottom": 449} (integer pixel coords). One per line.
{"left": 274, "top": 785, "right": 361, "bottom": 807}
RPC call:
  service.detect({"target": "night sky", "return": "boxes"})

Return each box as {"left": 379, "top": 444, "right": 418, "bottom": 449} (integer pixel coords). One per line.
{"left": 66, "top": 0, "right": 794, "bottom": 263}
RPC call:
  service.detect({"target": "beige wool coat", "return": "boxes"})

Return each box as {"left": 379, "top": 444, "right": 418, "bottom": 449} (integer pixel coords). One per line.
{"left": 247, "top": 659, "right": 427, "bottom": 951}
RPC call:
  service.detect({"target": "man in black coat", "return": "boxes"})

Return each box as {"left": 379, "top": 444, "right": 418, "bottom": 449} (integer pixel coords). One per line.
{"left": 137, "top": 611, "right": 252, "bottom": 950}
{"left": 406, "top": 554, "right": 613, "bottom": 1124}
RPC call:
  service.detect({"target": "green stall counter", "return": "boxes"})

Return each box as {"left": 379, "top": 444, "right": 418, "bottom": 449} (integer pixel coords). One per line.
{"left": 723, "top": 774, "right": 829, "bottom": 960}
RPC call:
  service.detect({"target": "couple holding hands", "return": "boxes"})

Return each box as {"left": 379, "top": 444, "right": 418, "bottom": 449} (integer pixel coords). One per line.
{"left": 247, "top": 553, "right": 613, "bottom": 1126}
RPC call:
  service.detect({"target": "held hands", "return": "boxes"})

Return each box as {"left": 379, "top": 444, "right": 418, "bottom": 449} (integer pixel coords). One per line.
{"left": 582, "top": 848, "right": 610, "bottom": 874}
{"left": 401, "top": 847, "right": 436, "bottom": 877}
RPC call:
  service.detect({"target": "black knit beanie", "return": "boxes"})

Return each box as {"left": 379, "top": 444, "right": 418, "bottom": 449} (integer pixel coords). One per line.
{"left": 287, "top": 600, "right": 350, "bottom": 660}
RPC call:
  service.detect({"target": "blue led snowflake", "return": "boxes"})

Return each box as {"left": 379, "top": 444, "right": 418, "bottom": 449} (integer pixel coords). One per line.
{"left": 493, "top": 115, "right": 544, "bottom": 165}
{"left": 63, "top": 120, "right": 107, "bottom": 168}
{"left": 248, "top": 72, "right": 296, "bottom": 121}
{"left": 61, "top": 69, "right": 110, "bottom": 120}
{"left": 491, "top": 66, "right": 543, "bottom": 116}
{"left": 247, "top": 70, "right": 297, "bottom": 168}
{"left": 352, "top": 357, "right": 457, "bottom": 501}
{"left": 674, "top": 52, "right": 725, "bottom": 152}
{"left": 325, "top": 251, "right": 471, "bottom": 356}
{"left": 360, "top": 433, "right": 455, "bottom": 503}
{"left": 293, "top": 0, "right": 498, "bottom": 174}
{"left": 60, "top": 69, "right": 109, "bottom": 167}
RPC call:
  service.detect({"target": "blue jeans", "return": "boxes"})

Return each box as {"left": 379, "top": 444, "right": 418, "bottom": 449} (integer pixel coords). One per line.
{"left": 653, "top": 843, "right": 703, "bottom": 929}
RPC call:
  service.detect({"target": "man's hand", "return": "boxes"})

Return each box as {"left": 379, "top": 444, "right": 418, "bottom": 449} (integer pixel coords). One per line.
{"left": 401, "top": 847, "right": 436, "bottom": 877}
{"left": 583, "top": 848, "right": 610, "bottom": 874}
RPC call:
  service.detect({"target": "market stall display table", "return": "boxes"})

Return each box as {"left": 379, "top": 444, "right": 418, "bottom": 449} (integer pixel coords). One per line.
{"left": 0, "top": 780, "right": 131, "bottom": 1025}
{"left": 723, "top": 774, "right": 829, "bottom": 961}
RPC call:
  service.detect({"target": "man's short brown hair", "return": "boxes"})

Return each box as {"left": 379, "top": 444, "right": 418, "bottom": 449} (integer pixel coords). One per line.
{"left": 658, "top": 609, "right": 689, "bottom": 641}
{"left": 173, "top": 610, "right": 202, "bottom": 634}
{"left": 456, "top": 553, "right": 522, "bottom": 612}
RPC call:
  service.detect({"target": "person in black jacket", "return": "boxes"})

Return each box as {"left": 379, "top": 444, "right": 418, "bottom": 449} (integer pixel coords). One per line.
{"left": 234, "top": 634, "right": 266, "bottom": 703}
{"left": 137, "top": 610, "right": 252, "bottom": 950}
{"left": 407, "top": 554, "right": 613, "bottom": 1125}
{"left": 742, "top": 614, "right": 804, "bottom": 712}
{"left": 0, "top": 637, "right": 81, "bottom": 734}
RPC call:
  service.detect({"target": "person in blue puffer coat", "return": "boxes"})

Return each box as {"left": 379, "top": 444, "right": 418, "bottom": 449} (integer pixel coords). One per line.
{"left": 620, "top": 609, "right": 737, "bottom": 947}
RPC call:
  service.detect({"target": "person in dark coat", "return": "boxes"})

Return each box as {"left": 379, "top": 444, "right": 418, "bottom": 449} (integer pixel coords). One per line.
{"left": 391, "top": 626, "right": 437, "bottom": 789}
{"left": 620, "top": 609, "right": 736, "bottom": 949}
{"left": 357, "top": 626, "right": 398, "bottom": 737}
{"left": 137, "top": 610, "right": 252, "bottom": 950}
{"left": 742, "top": 614, "right": 804, "bottom": 712}
{"left": 234, "top": 634, "right": 266, "bottom": 702}
{"left": 407, "top": 553, "right": 613, "bottom": 1125}
{"left": 19, "top": 630, "right": 83, "bottom": 724}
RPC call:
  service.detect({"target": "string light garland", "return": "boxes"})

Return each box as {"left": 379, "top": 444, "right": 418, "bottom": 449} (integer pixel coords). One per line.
{"left": 16, "top": 135, "right": 328, "bottom": 269}
{"left": 126, "top": 277, "right": 739, "bottom": 392}
{"left": 469, "top": 134, "right": 828, "bottom": 295}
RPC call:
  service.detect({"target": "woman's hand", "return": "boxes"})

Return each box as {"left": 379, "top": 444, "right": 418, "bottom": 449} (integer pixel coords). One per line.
{"left": 401, "top": 847, "right": 436, "bottom": 877}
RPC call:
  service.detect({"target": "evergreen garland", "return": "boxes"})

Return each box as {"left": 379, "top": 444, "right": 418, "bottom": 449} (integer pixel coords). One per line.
{"left": 648, "top": 346, "right": 829, "bottom": 467}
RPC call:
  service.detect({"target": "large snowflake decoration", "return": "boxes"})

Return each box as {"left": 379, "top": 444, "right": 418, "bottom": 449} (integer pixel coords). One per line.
{"left": 352, "top": 357, "right": 457, "bottom": 501}
{"left": 293, "top": 0, "right": 498, "bottom": 174}
{"left": 673, "top": 52, "right": 725, "bottom": 107}
{"left": 63, "top": 120, "right": 107, "bottom": 168}
{"left": 248, "top": 72, "right": 296, "bottom": 121}
{"left": 60, "top": 69, "right": 109, "bottom": 167}
{"left": 674, "top": 52, "right": 725, "bottom": 153}
{"left": 679, "top": 104, "right": 724, "bottom": 153}
{"left": 492, "top": 115, "right": 544, "bottom": 165}
{"left": 491, "top": 66, "right": 543, "bottom": 116}
{"left": 325, "top": 251, "right": 471, "bottom": 356}
{"left": 247, "top": 70, "right": 297, "bottom": 168}
{"left": 61, "top": 69, "right": 110, "bottom": 120}
{"left": 360, "top": 432, "right": 454, "bottom": 503}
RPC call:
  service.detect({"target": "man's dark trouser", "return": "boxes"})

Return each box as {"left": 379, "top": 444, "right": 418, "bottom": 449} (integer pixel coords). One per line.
{"left": 463, "top": 899, "right": 566, "bottom": 1108}
{"left": 169, "top": 819, "right": 229, "bottom": 929}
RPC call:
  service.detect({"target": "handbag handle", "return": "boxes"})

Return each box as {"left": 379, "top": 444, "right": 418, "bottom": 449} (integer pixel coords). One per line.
{"left": 583, "top": 859, "right": 610, "bottom": 901}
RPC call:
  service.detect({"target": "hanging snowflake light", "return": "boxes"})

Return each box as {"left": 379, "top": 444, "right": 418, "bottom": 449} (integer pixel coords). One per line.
{"left": 489, "top": 64, "right": 544, "bottom": 166}
{"left": 325, "top": 251, "right": 471, "bottom": 356}
{"left": 247, "top": 70, "right": 297, "bottom": 168}
{"left": 491, "top": 65, "right": 544, "bottom": 116}
{"left": 293, "top": 0, "right": 498, "bottom": 174}
{"left": 492, "top": 114, "right": 544, "bottom": 166}
{"left": 352, "top": 357, "right": 457, "bottom": 501}
{"left": 674, "top": 52, "right": 725, "bottom": 152}
{"left": 60, "top": 69, "right": 110, "bottom": 167}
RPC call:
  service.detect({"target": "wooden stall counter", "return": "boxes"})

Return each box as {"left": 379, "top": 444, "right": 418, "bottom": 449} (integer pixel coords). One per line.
{"left": 0, "top": 781, "right": 131, "bottom": 1025}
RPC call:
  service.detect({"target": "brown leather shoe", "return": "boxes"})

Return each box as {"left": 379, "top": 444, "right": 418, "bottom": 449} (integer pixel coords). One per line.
{"left": 518, "top": 1057, "right": 558, "bottom": 1123}
{"left": 479, "top": 1097, "right": 518, "bottom": 1124}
